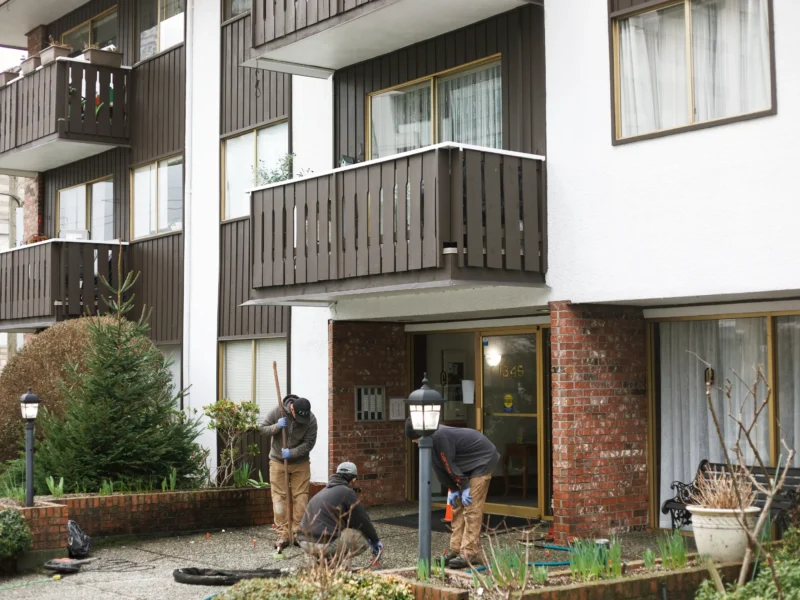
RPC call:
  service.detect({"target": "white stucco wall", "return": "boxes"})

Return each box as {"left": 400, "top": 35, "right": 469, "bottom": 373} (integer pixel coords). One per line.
{"left": 184, "top": 0, "right": 221, "bottom": 472}
{"left": 291, "top": 74, "right": 334, "bottom": 482}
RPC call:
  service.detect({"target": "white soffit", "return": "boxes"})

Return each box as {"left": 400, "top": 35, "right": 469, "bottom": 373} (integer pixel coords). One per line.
{"left": 0, "top": 0, "right": 89, "bottom": 49}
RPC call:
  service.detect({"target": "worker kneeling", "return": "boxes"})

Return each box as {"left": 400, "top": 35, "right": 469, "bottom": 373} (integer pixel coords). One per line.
{"left": 297, "top": 462, "right": 384, "bottom": 561}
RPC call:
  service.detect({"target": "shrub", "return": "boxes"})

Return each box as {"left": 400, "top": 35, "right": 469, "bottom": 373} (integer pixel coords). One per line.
{"left": 203, "top": 399, "right": 260, "bottom": 486}
{"left": 0, "top": 318, "right": 111, "bottom": 463}
{"left": 0, "top": 509, "right": 32, "bottom": 559}
{"left": 695, "top": 557, "right": 800, "bottom": 600}
{"left": 219, "top": 571, "right": 413, "bottom": 600}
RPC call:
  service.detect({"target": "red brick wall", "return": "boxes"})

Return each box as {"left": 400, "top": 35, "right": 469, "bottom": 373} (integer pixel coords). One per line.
{"left": 26, "top": 26, "right": 47, "bottom": 56}
{"left": 23, "top": 176, "right": 43, "bottom": 242}
{"left": 329, "top": 321, "right": 407, "bottom": 505}
{"left": 549, "top": 301, "right": 648, "bottom": 542}
{"left": 20, "top": 503, "right": 68, "bottom": 551}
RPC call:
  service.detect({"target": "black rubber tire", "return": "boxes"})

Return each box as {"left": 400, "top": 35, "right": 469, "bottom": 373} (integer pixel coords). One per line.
{"left": 172, "top": 568, "right": 283, "bottom": 586}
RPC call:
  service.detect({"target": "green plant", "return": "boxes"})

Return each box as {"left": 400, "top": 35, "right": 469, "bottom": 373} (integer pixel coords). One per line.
{"left": 486, "top": 540, "right": 529, "bottom": 589}
{"left": 169, "top": 467, "right": 177, "bottom": 491}
{"left": 532, "top": 566, "right": 549, "bottom": 585}
{"left": 99, "top": 480, "right": 114, "bottom": 496}
{"left": 417, "top": 557, "right": 430, "bottom": 582}
{"left": 695, "top": 557, "right": 800, "bottom": 600}
{"left": 0, "top": 459, "right": 26, "bottom": 503}
{"left": 233, "top": 462, "right": 252, "bottom": 488}
{"left": 34, "top": 259, "right": 204, "bottom": 492}
{"left": 657, "top": 530, "right": 688, "bottom": 570}
{"left": 219, "top": 571, "right": 413, "bottom": 600}
{"left": 642, "top": 548, "right": 656, "bottom": 570}
{"left": 45, "top": 476, "right": 64, "bottom": 497}
{"left": 609, "top": 538, "right": 622, "bottom": 578}
{"left": 46, "top": 35, "right": 71, "bottom": 50}
{"left": 0, "top": 509, "right": 32, "bottom": 559}
{"left": 247, "top": 470, "right": 270, "bottom": 490}
{"left": 161, "top": 477, "right": 167, "bottom": 492}
{"left": 568, "top": 538, "right": 623, "bottom": 582}
{"left": 254, "top": 153, "right": 313, "bottom": 186}
{"left": 203, "top": 398, "right": 260, "bottom": 486}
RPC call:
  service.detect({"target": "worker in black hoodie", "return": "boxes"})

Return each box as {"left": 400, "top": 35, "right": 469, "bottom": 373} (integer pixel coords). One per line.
{"left": 297, "top": 462, "right": 384, "bottom": 560}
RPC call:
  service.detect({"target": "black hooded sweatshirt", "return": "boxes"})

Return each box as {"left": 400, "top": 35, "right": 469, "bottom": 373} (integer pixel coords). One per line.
{"left": 297, "top": 473, "right": 380, "bottom": 545}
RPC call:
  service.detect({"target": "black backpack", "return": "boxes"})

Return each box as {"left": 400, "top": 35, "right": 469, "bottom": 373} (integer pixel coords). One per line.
{"left": 67, "top": 520, "right": 91, "bottom": 558}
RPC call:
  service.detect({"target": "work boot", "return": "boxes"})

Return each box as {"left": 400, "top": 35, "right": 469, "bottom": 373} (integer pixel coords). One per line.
{"left": 275, "top": 539, "right": 290, "bottom": 554}
{"left": 448, "top": 555, "right": 484, "bottom": 570}
{"left": 442, "top": 549, "right": 459, "bottom": 566}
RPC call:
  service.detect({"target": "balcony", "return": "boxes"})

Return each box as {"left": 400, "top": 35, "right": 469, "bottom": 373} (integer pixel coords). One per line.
{"left": 0, "top": 58, "right": 130, "bottom": 176}
{"left": 246, "top": 0, "right": 533, "bottom": 77}
{"left": 0, "top": 0, "right": 89, "bottom": 49}
{"left": 247, "top": 143, "right": 545, "bottom": 305}
{"left": 0, "top": 240, "right": 127, "bottom": 332}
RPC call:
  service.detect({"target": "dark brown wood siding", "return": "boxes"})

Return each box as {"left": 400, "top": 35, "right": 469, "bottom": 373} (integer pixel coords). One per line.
{"left": 334, "top": 4, "right": 545, "bottom": 167}
{"left": 131, "top": 44, "right": 186, "bottom": 165}
{"left": 47, "top": 0, "right": 136, "bottom": 66}
{"left": 222, "top": 13, "right": 291, "bottom": 136}
{"left": 220, "top": 218, "right": 289, "bottom": 338}
{"left": 43, "top": 147, "right": 131, "bottom": 240}
{"left": 129, "top": 232, "right": 184, "bottom": 344}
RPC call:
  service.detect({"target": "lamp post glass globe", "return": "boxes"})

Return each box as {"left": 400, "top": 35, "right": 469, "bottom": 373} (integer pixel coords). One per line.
{"left": 406, "top": 373, "right": 444, "bottom": 436}
{"left": 19, "top": 387, "right": 40, "bottom": 421}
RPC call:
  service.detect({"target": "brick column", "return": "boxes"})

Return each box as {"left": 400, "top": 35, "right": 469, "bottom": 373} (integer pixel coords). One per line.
{"left": 549, "top": 301, "right": 649, "bottom": 542}
{"left": 328, "top": 321, "right": 407, "bottom": 505}
{"left": 23, "top": 175, "right": 43, "bottom": 242}
{"left": 26, "top": 25, "right": 48, "bottom": 56}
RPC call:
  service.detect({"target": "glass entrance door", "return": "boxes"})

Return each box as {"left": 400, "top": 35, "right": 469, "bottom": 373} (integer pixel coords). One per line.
{"left": 481, "top": 332, "right": 542, "bottom": 513}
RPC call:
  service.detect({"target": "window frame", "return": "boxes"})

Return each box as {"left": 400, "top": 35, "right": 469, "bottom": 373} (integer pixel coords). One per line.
{"left": 60, "top": 6, "right": 119, "bottom": 55}
{"left": 220, "top": 119, "right": 289, "bottom": 222}
{"left": 608, "top": 0, "right": 777, "bottom": 145}
{"left": 366, "top": 54, "right": 502, "bottom": 160}
{"left": 129, "top": 153, "right": 184, "bottom": 241}
{"left": 136, "top": 0, "right": 186, "bottom": 62}
{"left": 55, "top": 175, "right": 115, "bottom": 240}
{"left": 218, "top": 337, "right": 288, "bottom": 406}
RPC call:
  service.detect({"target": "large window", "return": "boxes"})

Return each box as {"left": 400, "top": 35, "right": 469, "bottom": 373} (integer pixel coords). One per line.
{"left": 221, "top": 338, "right": 287, "bottom": 419}
{"left": 223, "top": 122, "right": 289, "bottom": 220}
{"left": 62, "top": 8, "right": 118, "bottom": 57}
{"left": 613, "top": 0, "right": 773, "bottom": 141}
{"left": 57, "top": 179, "right": 115, "bottom": 241}
{"left": 138, "top": 0, "right": 185, "bottom": 61}
{"left": 224, "top": 0, "right": 251, "bottom": 20}
{"left": 132, "top": 156, "right": 183, "bottom": 239}
{"left": 776, "top": 316, "right": 800, "bottom": 468}
{"left": 369, "top": 58, "right": 502, "bottom": 159}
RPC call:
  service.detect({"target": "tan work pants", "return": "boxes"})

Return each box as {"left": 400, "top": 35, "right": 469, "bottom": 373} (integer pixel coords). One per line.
{"left": 449, "top": 474, "right": 491, "bottom": 560}
{"left": 299, "top": 528, "right": 370, "bottom": 560}
{"left": 269, "top": 460, "right": 311, "bottom": 542}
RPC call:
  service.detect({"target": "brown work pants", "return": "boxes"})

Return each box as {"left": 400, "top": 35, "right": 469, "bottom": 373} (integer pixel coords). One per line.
{"left": 269, "top": 460, "right": 311, "bottom": 543}
{"left": 449, "top": 474, "right": 491, "bottom": 560}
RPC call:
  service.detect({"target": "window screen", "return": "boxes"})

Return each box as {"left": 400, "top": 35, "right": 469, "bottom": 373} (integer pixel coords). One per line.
{"left": 355, "top": 386, "right": 385, "bottom": 422}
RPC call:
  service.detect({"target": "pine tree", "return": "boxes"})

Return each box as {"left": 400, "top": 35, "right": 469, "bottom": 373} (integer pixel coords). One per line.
{"left": 35, "top": 259, "right": 204, "bottom": 492}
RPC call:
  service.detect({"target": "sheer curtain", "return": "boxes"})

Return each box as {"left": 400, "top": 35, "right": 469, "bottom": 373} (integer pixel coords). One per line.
{"left": 370, "top": 81, "right": 431, "bottom": 159}
{"left": 659, "top": 318, "right": 769, "bottom": 528}
{"left": 437, "top": 61, "right": 502, "bottom": 149}
{"left": 776, "top": 317, "right": 800, "bottom": 467}
{"left": 692, "top": 0, "right": 771, "bottom": 122}
{"left": 618, "top": 4, "right": 688, "bottom": 137}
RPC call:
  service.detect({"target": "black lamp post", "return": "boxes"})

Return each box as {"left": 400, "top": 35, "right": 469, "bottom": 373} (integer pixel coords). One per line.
{"left": 19, "top": 388, "right": 41, "bottom": 507}
{"left": 407, "top": 374, "right": 444, "bottom": 570}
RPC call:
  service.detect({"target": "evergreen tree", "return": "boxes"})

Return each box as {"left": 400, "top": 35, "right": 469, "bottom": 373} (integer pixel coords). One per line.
{"left": 35, "top": 262, "right": 204, "bottom": 492}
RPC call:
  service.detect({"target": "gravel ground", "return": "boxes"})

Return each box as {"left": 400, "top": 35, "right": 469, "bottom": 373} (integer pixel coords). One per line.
{"left": 0, "top": 503, "right": 696, "bottom": 600}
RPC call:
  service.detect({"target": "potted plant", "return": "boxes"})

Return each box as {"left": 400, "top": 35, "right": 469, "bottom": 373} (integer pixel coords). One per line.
{"left": 687, "top": 466, "right": 760, "bottom": 563}
{"left": 20, "top": 54, "right": 41, "bottom": 76}
{"left": 40, "top": 36, "right": 72, "bottom": 66}
{"left": 82, "top": 43, "right": 123, "bottom": 68}
{"left": 0, "top": 70, "right": 17, "bottom": 87}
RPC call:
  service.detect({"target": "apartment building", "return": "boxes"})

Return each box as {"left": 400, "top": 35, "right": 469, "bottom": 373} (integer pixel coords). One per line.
{"left": 1, "top": 0, "right": 797, "bottom": 542}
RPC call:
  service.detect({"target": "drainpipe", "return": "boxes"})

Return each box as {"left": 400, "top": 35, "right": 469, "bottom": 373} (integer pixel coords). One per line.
{"left": 183, "top": 0, "right": 194, "bottom": 413}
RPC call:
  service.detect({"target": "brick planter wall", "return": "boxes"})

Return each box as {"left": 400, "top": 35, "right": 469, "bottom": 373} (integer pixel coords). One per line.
{"left": 549, "top": 301, "right": 648, "bottom": 542}
{"left": 329, "top": 321, "right": 407, "bottom": 505}
{"left": 19, "top": 503, "right": 69, "bottom": 551}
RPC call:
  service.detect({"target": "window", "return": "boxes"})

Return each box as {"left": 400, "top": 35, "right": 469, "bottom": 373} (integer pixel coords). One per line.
{"left": 355, "top": 386, "right": 385, "bottom": 422}
{"left": 369, "top": 57, "right": 502, "bottom": 159}
{"left": 57, "top": 179, "right": 115, "bottom": 241}
{"left": 223, "top": 122, "right": 289, "bottom": 220}
{"left": 222, "top": 338, "right": 287, "bottom": 419}
{"left": 62, "top": 9, "right": 118, "bottom": 57}
{"left": 132, "top": 156, "right": 183, "bottom": 239}
{"left": 159, "top": 344, "right": 182, "bottom": 395}
{"left": 613, "top": 0, "right": 773, "bottom": 141}
{"left": 138, "top": 0, "right": 185, "bottom": 61}
{"left": 224, "top": 0, "right": 252, "bottom": 20}
{"left": 776, "top": 316, "right": 800, "bottom": 468}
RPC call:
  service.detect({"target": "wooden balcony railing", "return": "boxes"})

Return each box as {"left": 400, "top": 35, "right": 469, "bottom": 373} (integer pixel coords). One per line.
{"left": 0, "top": 241, "right": 127, "bottom": 325}
{"left": 253, "top": 0, "right": 378, "bottom": 46}
{"left": 250, "top": 143, "right": 545, "bottom": 293}
{"left": 0, "top": 58, "right": 129, "bottom": 156}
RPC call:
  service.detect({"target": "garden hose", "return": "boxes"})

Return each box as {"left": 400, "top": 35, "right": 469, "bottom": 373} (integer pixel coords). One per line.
{"left": 466, "top": 560, "right": 571, "bottom": 574}
{"left": 0, "top": 578, "right": 56, "bottom": 592}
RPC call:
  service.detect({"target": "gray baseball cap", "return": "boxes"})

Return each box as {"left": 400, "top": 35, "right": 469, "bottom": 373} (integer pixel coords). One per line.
{"left": 336, "top": 462, "right": 358, "bottom": 477}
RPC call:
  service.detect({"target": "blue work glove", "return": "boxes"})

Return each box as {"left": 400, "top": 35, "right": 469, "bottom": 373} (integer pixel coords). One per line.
{"left": 372, "top": 540, "right": 384, "bottom": 556}
{"left": 447, "top": 490, "right": 461, "bottom": 506}
{"left": 281, "top": 448, "right": 291, "bottom": 459}
{"left": 461, "top": 488, "right": 473, "bottom": 507}
{"left": 276, "top": 417, "right": 287, "bottom": 428}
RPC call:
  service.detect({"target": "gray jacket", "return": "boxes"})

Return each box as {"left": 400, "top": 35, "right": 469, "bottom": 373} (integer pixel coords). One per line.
{"left": 260, "top": 399, "right": 318, "bottom": 464}
{"left": 431, "top": 425, "right": 500, "bottom": 492}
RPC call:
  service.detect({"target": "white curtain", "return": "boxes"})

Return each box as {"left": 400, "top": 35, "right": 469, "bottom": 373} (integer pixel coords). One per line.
{"left": 776, "top": 317, "right": 800, "bottom": 468}
{"left": 370, "top": 81, "right": 431, "bottom": 159}
{"left": 659, "top": 318, "right": 769, "bottom": 528}
{"left": 255, "top": 338, "right": 287, "bottom": 421}
{"left": 692, "top": 0, "right": 771, "bottom": 122}
{"left": 619, "top": 3, "right": 688, "bottom": 137}
{"left": 437, "top": 61, "right": 502, "bottom": 149}
{"left": 224, "top": 341, "right": 253, "bottom": 404}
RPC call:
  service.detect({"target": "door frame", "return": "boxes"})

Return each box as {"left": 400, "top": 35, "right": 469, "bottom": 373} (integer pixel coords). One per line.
{"left": 406, "top": 324, "right": 551, "bottom": 520}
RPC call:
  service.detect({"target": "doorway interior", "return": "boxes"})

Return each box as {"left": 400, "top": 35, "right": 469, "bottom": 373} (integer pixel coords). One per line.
{"left": 408, "top": 326, "right": 553, "bottom": 519}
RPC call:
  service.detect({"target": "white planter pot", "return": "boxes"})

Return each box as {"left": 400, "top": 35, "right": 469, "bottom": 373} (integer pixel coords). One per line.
{"left": 687, "top": 505, "right": 760, "bottom": 563}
